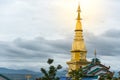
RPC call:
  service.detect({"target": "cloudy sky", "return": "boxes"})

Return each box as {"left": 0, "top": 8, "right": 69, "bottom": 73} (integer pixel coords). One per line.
{"left": 0, "top": 0, "right": 120, "bottom": 72}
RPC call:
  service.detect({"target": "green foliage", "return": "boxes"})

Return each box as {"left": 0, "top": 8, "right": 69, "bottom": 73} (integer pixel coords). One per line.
{"left": 69, "top": 68, "right": 85, "bottom": 80}
{"left": 112, "top": 77, "right": 118, "bottom": 80}
{"left": 99, "top": 75, "right": 106, "bottom": 80}
{"left": 47, "top": 59, "right": 54, "bottom": 65}
{"left": 105, "top": 73, "right": 112, "bottom": 80}
{"left": 99, "top": 73, "right": 113, "bottom": 80}
{"left": 40, "top": 58, "right": 62, "bottom": 80}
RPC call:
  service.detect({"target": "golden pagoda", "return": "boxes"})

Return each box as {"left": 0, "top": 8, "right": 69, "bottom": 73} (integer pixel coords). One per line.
{"left": 67, "top": 4, "right": 90, "bottom": 72}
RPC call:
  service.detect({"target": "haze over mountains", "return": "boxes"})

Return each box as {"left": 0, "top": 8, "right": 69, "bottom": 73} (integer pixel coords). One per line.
{"left": 0, "top": 67, "right": 67, "bottom": 76}
{"left": 0, "top": 67, "right": 40, "bottom": 74}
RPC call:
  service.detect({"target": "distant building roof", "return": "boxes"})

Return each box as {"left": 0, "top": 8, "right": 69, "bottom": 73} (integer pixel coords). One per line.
{"left": 83, "top": 58, "right": 113, "bottom": 77}
{"left": 0, "top": 74, "right": 38, "bottom": 80}
{"left": 60, "top": 76, "right": 99, "bottom": 80}
{"left": 0, "top": 74, "right": 11, "bottom": 80}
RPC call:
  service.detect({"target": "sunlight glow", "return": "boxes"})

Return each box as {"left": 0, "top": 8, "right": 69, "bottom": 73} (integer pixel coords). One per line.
{"left": 52, "top": 0, "right": 104, "bottom": 35}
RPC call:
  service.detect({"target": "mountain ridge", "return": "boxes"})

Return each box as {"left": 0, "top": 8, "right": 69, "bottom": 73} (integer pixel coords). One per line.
{"left": 0, "top": 67, "right": 40, "bottom": 74}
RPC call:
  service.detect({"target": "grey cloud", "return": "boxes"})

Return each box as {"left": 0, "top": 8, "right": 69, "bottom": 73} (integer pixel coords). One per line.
{"left": 14, "top": 37, "right": 71, "bottom": 54}
{"left": 0, "top": 41, "right": 50, "bottom": 62}
{"left": 0, "top": 36, "right": 72, "bottom": 71}
{"left": 0, "top": 29, "right": 120, "bottom": 70}
{"left": 85, "top": 29, "right": 120, "bottom": 57}
{"left": 102, "top": 29, "right": 120, "bottom": 38}
{"left": 0, "top": 36, "right": 71, "bottom": 64}
{"left": 1, "top": 28, "right": 120, "bottom": 62}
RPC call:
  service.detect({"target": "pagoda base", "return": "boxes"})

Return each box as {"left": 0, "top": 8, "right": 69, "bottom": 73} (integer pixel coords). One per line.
{"left": 67, "top": 60, "right": 90, "bottom": 72}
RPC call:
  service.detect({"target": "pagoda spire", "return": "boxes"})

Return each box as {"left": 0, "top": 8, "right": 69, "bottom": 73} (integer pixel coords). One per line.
{"left": 75, "top": 4, "right": 82, "bottom": 31}
{"left": 67, "top": 4, "right": 89, "bottom": 72}
{"left": 72, "top": 3, "right": 86, "bottom": 53}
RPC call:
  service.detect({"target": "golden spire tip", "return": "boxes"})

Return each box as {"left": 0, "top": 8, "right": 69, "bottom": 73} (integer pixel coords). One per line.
{"left": 76, "top": 3, "right": 81, "bottom": 20}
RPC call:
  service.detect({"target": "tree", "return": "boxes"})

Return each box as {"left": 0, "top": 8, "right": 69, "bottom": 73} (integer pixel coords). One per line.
{"left": 99, "top": 75, "right": 105, "bottom": 80}
{"left": 99, "top": 73, "right": 113, "bottom": 80}
{"left": 40, "top": 58, "right": 62, "bottom": 80}
{"left": 105, "top": 73, "right": 112, "bottom": 80}
{"left": 112, "top": 77, "right": 118, "bottom": 80}
{"left": 69, "top": 68, "right": 85, "bottom": 80}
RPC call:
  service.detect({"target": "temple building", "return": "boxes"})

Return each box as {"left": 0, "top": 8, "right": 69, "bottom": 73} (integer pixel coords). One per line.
{"left": 83, "top": 50, "right": 113, "bottom": 77}
{"left": 67, "top": 4, "right": 90, "bottom": 72}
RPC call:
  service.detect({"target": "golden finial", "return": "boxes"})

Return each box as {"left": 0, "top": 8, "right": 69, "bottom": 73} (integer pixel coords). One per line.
{"left": 94, "top": 49, "right": 97, "bottom": 58}
{"left": 25, "top": 74, "right": 31, "bottom": 80}
{"left": 77, "top": 3, "right": 81, "bottom": 12}
{"left": 77, "top": 3, "right": 81, "bottom": 20}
